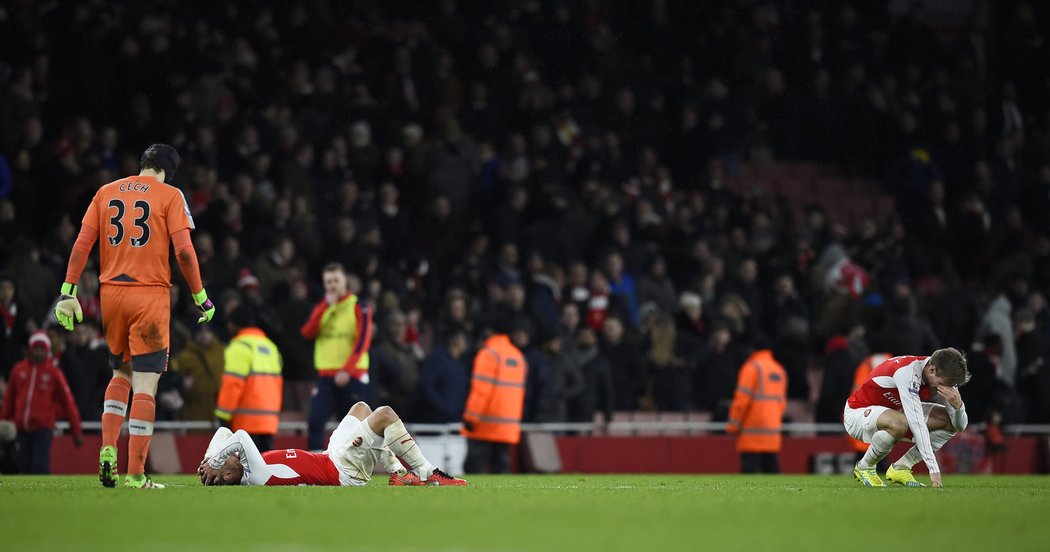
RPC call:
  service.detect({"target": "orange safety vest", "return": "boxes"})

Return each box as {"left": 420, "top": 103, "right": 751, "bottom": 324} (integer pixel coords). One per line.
{"left": 215, "top": 328, "right": 284, "bottom": 435}
{"left": 727, "top": 350, "right": 787, "bottom": 452}
{"left": 847, "top": 352, "right": 891, "bottom": 453}
{"left": 462, "top": 334, "right": 528, "bottom": 445}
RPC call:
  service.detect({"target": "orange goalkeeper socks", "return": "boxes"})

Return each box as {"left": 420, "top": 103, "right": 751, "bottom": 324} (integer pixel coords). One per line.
{"left": 101, "top": 377, "right": 132, "bottom": 448}
{"left": 127, "top": 393, "right": 157, "bottom": 476}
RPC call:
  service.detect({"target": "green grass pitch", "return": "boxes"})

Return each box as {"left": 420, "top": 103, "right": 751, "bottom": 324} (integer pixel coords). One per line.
{"left": 2, "top": 475, "right": 1049, "bottom": 551}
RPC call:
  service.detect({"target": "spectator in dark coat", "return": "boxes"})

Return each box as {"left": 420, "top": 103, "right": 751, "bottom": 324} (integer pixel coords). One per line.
{"left": 511, "top": 318, "right": 549, "bottom": 423}
{"left": 720, "top": 258, "right": 764, "bottom": 335}
{"left": 0, "top": 274, "right": 31, "bottom": 379}
{"left": 884, "top": 292, "right": 940, "bottom": 356}
{"left": 599, "top": 316, "right": 645, "bottom": 411}
{"left": 637, "top": 256, "right": 678, "bottom": 314}
{"left": 67, "top": 321, "right": 111, "bottom": 421}
{"left": 696, "top": 320, "right": 748, "bottom": 419}
{"left": 276, "top": 277, "right": 317, "bottom": 414}
{"left": 1032, "top": 354, "right": 1050, "bottom": 423}
{"left": 6, "top": 241, "right": 55, "bottom": 326}
{"left": 370, "top": 310, "right": 421, "bottom": 419}
{"left": 535, "top": 333, "right": 586, "bottom": 423}
{"left": 527, "top": 264, "right": 563, "bottom": 334}
{"left": 963, "top": 334, "right": 1001, "bottom": 424}
{"left": 237, "top": 269, "right": 285, "bottom": 338}
{"left": 44, "top": 324, "right": 91, "bottom": 425}
{"left": 765, "top": 274, "right": 809, "bottom": 341}
{"left": 775, "top": 316, "right": 812, "bottom": 401}
{"left": 815, "top": 327, "right": 868, "bottom": 424}
{"left": 645, "top": 314, "right": 694, "bottom": 412}
{"left": 566, "top": 326, "right": 615, "bottom": 425}
{"left": 414, "top": 328, "right": 470, "bottom": 424}
{"left": 676, "top": 292, "right": 708, "bottom": 342}
{"left": 1013, "top": 308, "right": 1047, "bottom": 422}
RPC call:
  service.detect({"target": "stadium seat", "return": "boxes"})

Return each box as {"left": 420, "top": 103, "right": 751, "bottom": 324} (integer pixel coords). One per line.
{"left": 632, "top": 411, "right": 661, "bottom": 436}
{"left": 785, "top": 400, "right": 816, "bottom": 436}
{"left": 521, "top": 432, "right": 563, "bottom": 474}
{"left": 278, "top": 411, "right": 307, "bottom": 435}
{"left": 684, "top": 411, "right": 716, "bottom": 435}
{"left": 658, "top": 412, "right": 687, "bottom": 436}
{"left": 608, "top": 412, "right": 634, "bottom": 436}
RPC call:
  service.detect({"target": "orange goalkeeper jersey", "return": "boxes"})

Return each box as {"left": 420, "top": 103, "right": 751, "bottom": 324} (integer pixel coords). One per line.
{"left": 80, "top": 175, "right": 195, "bottom": 287}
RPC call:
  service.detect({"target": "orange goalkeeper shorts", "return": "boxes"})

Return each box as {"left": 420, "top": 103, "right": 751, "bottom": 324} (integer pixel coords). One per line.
{"left": 100, "top": 284, "right": 170, "bottom": 372}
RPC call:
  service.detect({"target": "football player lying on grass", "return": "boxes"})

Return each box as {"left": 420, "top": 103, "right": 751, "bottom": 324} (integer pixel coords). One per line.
{"left": 199, "top": 402, "right": 466, "bottom": 487}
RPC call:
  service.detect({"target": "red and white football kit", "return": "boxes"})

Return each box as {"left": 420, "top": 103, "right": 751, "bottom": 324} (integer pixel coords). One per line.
{"left": 843, "top": 356, "right": 942, "bottom": 473}
{"left": 204, "top": 412, "right": 382, "bottom": 486}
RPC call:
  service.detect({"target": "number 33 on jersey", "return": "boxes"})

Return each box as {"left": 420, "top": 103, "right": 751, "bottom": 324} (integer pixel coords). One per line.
{"left": 84, "top": 175, "right": 195, "bottom": 287}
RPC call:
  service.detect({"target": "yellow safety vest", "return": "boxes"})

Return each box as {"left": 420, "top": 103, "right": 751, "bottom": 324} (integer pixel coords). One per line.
{"left": 216, "top": 328, "right": 283, "bottom": 434}
{"left": 315, "top": 294, "right": 369, "bottom": 372}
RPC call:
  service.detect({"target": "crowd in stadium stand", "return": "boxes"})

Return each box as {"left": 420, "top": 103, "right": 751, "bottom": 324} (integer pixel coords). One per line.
{"left": 2, "top": 0, "right": 1050, "bottom": 442}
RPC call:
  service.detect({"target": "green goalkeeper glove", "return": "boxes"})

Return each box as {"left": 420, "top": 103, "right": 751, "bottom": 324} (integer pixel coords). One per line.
{"left": 192, "top": 288, "right": 216, "bottom": 325}
{"left": 54, "top": 282, "right": 83, "bottom": 332}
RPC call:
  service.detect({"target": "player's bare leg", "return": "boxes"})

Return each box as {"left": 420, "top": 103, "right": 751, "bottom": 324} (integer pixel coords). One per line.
{"left": 124, "top": 371, "right": 164, "bottom": 489}
{"left": 99, "top": 364, "right": 132, "bottom": 488}
{"left": 855, "top": 410, "right": 910, "bottom": 487}
{"left": 366, "top": 406, "right": 467, "bottom": 486}
{"left": 887, "top": 407, "right": 956, "bottom": 487}
{"left": 345, "top": 402, "right": 426, "bottom": 485}
{"left": 348, "top": 401, "right": 372, "bottom": 420}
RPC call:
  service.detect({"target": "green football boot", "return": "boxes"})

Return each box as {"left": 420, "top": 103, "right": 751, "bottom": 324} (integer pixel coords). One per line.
{"left": 886, "top": 465, "right": 926, "bottom": 487}
{"left": 99, "top": 445, "right": 118, "bottom": 488}
{"left": 853, "top": 463, "right": 886, "bottom": 487}
{"left": 123, "top": 474, "right": 166, "bottom": 489}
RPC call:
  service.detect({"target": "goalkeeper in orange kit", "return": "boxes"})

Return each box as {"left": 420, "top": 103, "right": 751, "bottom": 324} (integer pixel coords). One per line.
{"left": 54, "top": 144, "right": 216, "bottom": 489}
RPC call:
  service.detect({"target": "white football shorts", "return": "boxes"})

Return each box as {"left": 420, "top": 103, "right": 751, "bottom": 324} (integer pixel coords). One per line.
{"left": 326, "top": 413, "right": 382, "bottom": 487}
{"left": 842, "top": 402, "right": 938, "bottom": 443}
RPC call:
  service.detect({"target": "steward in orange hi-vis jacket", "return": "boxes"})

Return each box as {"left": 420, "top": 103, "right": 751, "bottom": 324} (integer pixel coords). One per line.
{"left": 462, "top": 313, "right": 527, "bottom": 474}
{"left": 727, "top": 349, "right": 787, "bottom": 473}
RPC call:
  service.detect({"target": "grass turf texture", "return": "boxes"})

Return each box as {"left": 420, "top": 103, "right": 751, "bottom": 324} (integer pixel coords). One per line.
{"left": 2, "top": 475, "right": 1048, "bottom": 551}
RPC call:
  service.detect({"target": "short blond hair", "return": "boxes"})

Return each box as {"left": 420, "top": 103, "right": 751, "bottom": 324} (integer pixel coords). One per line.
{"left": 930, "top": 347, "right": 970, "bottom": 385}
{"left": 322, "top": 262, "right": 346, "bottom": 275}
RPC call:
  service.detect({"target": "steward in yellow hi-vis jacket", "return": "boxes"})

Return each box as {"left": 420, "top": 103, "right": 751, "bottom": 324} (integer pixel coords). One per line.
{"left": 216, "top": 305, "right": 283, "bottom": 452}
{"left": 727, "top": 349, "right": 787, "bottom": 473}
{"left": 300, "top": 263, "right": 374, "bottom": 451}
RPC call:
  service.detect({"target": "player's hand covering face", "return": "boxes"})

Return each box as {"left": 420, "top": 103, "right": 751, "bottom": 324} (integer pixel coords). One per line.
{"left": 936, "top": 385, "right": 963, "bottom": 409}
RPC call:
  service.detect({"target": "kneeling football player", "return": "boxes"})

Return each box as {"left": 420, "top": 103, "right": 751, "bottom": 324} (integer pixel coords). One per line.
{"left": 200, "top": 402, "right": 466, "bottom": 487}
{"left": 843, "top": 348, "right": 970, "bottom": 488}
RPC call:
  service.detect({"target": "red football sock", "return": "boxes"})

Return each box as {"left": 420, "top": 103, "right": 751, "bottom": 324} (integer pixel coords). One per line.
{"left": 101, "top": 378, "right": 132, "bottom": 449}
{"left": 127, "top": 393, "right": 157, "bottom": 476}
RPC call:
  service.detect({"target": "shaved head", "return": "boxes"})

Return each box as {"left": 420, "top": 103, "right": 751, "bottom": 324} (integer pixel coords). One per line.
{"left": 218, "top": 455, "right": 244, "bottom": 485}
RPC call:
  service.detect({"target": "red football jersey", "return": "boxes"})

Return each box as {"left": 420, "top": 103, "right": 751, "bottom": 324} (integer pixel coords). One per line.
{"left": 259, "top": 449, "right": 342, "bottom": 486}
{"left": 846, "top": 355, "right": 931, "bottom": 410}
